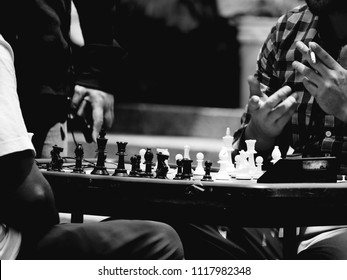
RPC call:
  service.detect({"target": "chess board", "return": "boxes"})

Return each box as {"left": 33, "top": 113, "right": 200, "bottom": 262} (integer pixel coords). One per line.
{"left": 38, "top": 155, "right": 347, "bottom": 259}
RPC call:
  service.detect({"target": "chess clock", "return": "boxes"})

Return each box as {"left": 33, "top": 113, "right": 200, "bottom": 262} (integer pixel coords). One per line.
{"left": 257, "top": 156, "right": 338, "bottom": 183}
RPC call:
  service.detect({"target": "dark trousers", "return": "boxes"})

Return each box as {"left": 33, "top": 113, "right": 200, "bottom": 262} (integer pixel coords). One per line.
{"left": 18, "top": 219, "right": 184, "bottom": 260}
{"left": 170, "top": 224, "right": 283, "bottom": 260}
{"left": 172, "top": 224, "right": 347, "bottom": 260}
{"left": 297, "top": 228, "right": 347, "bottom": 260}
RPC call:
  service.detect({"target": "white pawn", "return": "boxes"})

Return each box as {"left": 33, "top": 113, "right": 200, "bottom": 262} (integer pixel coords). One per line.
{"left": 271, "top": 146, "right": 282, "bottom": 164}
{"left": 216, "top": 148, "right": 231, "bottom": 180}
{"left": 230, "top": 154, "right": 241, "bottom": 178}
{"left": 194, "top": 152, "right": 205, "bottom": 176}
{"left": 252, "top": 156, "right": 264, "bottom": 179}
{"left": 175, "top": 153, "right": 183, "bottom": 171}
{"left": 139, "top": 148, "right": 146, "bottom": 171}
{"left": 175, "top": 153, "right": 183, "bottom": 162}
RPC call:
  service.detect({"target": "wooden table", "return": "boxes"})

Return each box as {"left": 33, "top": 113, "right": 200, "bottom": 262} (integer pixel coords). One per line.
{"left": 41, "top": 167, "right": 347, "bottom": 259}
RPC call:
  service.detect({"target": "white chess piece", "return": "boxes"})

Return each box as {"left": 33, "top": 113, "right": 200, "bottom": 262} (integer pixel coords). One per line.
{"left": 183, "top": 145, "right": 191, "bottom": 159}
{"left": 230, "top": 154, "right": 241, "bottom": 178}
{"left": 175, "top": 153, "right": 183, "bottom": 162}
{"left": 139, "top": 148, "right": 146, "bottom": 171}
{"left": 216, "top": 148, "right": 231, "bottom": 180}
{"left": 235, "top": 150, "right": 252, "bottom": 180}
{"left": 174, "top": 153, "right": 183, "bottom": 179}
{"left": 245, "top": 139, "right": 257, "bottom": 173}
{"left": 222, "top": 127, "right": 235, "bottom": 175}
{"left": 239, "top": 150, "right": 249, "bottom": 170}
{"left": 162, "top": 148, "right": 170, "bottom": 173}
{"left": 194, "top": 152, "right": 205, "bottom": 175}
{"left": 271, "top": 146, "right": 282, "bottom": 164}
{"left": 252, "top": 156, "right": 264, "bottom": 179}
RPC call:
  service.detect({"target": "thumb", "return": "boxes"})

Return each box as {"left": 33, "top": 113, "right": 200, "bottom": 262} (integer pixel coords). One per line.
{"left": 247, "top": 95, "right": 261, "bottom": 113}
{"left": 248, "top": 75, "right": 264, "bottom": 98}
{"left": 72, "top": 85, "right": 88, "bottom": 109}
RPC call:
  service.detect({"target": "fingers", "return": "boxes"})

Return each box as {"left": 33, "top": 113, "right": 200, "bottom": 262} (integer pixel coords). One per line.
{"left": 76, "top": 98, "right": 89, "bottom": 117}
{"left": 271, "top": 93, "right": 298, "bottom": 123}
{"left": 295, "top": 41, "right": 333, "bottom": 77}
{"left": 264, "top": 85, "right": 292, "bottom": 109}
{"left": 248, "top": 75, "right": 263, "bottom": 98}
{"left": 248, "top": 95, "right": 261, "bottom": 113}
{"left": 103, "top": 106, "right": 114, "bottom": 128}
{"left": 91, "top": 99, "right": 104, "bottom": 142}
{"left": 292, "top": 60, "right": 320, "bottom": 86}
{"left": 296, "top": 41, "right": 310, "bottom": 56}
{"left": 309, "top": 41, "right": 339, "bottom": 70}
{"left": 72, "top": 85, "right": 87, "bottom": 110}
{"left": 302, "top": 77, "right": 318, "bottom": 97}
{"left": 275, "top": 97, "right": 297, "bottom": 128}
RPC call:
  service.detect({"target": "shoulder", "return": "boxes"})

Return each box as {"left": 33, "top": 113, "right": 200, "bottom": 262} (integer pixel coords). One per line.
{"left": 263, "top": 4, "right": 318, "bottom": 52}
{"left": 275, "top": 4, "right": 316, "bottom": 34}
{"left": 0, "top": 34, "right": 14, "bottom": 61}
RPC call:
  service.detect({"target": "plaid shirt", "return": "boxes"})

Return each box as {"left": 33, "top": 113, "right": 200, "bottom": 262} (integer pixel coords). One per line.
{"left": 233, "top": 4, "right": 347, "bottom": 172}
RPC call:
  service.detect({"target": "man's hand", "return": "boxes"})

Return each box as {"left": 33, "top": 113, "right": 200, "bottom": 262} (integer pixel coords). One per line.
{"left": 293, "top": 41, "right": 347, "bottom": 122}
{"left": 245, "top": 75, "right": 297, "bottom": 152}
{"left": 71, "top": 85, "right": 115, "bottom": 142}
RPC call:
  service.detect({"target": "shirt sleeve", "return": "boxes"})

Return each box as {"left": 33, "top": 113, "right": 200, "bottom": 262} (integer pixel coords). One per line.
{"left": 0, "top": 35, "right": 35, "bottom": 157}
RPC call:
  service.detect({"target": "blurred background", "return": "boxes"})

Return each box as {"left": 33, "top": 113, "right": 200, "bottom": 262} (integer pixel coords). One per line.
{"left": 113, "top": 0, "right": 304, "bottom": 108}
{"left": 72, "top": 0, "right": 305, "bottom": 160}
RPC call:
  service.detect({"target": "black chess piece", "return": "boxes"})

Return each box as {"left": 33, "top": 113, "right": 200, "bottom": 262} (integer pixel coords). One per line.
{"left": 72, "top": 143, "right": 86, "bottom": 174}
{"left": 142, "top": 148, "right": 154, "bottom": 178}
{"left": 129, "top": 155, "right": 138, "bottom": 177}
{"left": 47, "top": 145, "right": 64, "bottom": 172}
{"left": 181, "top": 158, "right": 193, "bottom": 180}
{"left": 135, "top": 154, "right": 142, "bottom": 174}
{"left": 173, "top": 158, "right": 183, "bottom": 180}
{"left": 155, "top": 152, "right": 169, "bottom": 179}
{"left": 91, "top": 128, "right": 109, "bottom": 175}
{"left": 201, "top": 160, "right": 214, "bottom": 181}
{"left": 113, "top": 142, "right": 128, "bottom": 177}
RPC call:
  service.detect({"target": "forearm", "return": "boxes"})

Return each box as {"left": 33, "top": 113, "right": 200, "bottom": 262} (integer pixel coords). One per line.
{"left": 0, "top": 151, "right": 59, "bottom": 240}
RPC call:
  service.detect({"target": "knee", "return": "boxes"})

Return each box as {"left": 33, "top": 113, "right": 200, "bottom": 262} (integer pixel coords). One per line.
{"left": 145, "top": 221, "right": 185, "bottom": 260}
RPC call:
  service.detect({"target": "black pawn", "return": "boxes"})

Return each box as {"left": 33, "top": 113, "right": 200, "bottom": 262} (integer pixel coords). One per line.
{"left": 129, "top": 155, "right": 138, "bottom": 177}
{"left": 113, "top": 142, "right": 128, "bottom": 176}
{"left": 47, "top": 145, "right": 64, "bottom": 172}
{"left": 201, "top": 160, "right": 213, "bottom": 181}
{"left": 142, "top": 148, "right": 154, "bottom": 178}
{"left": 173, "top": 158, "right": 183, "bottom": 180}
{"left": 91, "top": 128, "right": 109, "bottom": 175}
{"left": 155, "top": 152, "right": 169, "bottom": 179}
{"left": 181, "top": 158, "right": 193, "bottom": 180}
{"left": 73, "top": 143, "right": 85, "bottom": 174}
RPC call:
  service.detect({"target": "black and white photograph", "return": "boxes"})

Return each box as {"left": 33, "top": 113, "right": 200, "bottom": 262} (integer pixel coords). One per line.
{"left": 1, "top": 0, "right": 347, "bottom": 279}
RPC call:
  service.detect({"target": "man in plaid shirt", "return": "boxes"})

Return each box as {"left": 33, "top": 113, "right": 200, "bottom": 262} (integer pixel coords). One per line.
{"left": 233, "top": 0, "right": 347, "bottom": 259}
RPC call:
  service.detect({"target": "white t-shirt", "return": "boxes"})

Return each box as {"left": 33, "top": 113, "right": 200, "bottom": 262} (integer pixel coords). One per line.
{"left": 0, "top": 35, "right": 35, "bottom": 259}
